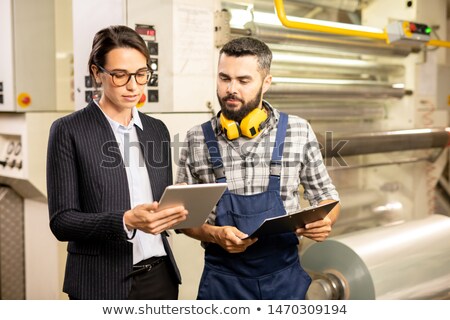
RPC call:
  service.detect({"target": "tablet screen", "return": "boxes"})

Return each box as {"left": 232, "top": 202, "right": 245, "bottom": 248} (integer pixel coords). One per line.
{"left": 158, "top": 183, "right": 228, "bottom": 229}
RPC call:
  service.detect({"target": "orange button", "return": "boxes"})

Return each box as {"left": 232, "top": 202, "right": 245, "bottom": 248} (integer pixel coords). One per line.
{"left": 17, "top": 93, "right": 32, "bottom": 108}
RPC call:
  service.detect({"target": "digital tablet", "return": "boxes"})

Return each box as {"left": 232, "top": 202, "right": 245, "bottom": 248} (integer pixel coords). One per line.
{"left": 158, "top": 183, "right": 228, "bottom": 229}
{"left": 245, "top": 200, "right": 339, "bottom": 239}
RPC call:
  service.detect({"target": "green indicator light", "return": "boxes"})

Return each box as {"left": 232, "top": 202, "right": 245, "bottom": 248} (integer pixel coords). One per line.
{"left": 425, "top": 27, "right": 432, "bottom": 34}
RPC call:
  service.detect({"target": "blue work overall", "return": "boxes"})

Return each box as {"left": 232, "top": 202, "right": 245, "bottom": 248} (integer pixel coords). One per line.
{"left": 198, "top": 113, "right": 311, "bottom": 300}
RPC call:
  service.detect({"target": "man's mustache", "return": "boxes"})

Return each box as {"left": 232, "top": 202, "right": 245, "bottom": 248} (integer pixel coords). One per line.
{"left": 222, "top": 94, "right": 244, "bottom": 103}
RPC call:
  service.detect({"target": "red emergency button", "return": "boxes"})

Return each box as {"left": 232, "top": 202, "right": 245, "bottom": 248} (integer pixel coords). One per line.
{"left": 17, "top": 93, "right": 32, "bottom": 108}
{"left": 409, "top": 23, "right": 416, "bottom": 32}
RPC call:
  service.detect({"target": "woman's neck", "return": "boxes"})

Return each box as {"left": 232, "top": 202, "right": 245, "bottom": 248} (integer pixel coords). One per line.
{"left": 98, "top": 100, "right": 132, "bottom": 126}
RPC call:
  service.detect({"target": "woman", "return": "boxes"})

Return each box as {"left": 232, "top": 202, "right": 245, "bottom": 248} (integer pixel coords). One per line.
{"left": 47, "top": 25, "right": 188, "bottom": 300}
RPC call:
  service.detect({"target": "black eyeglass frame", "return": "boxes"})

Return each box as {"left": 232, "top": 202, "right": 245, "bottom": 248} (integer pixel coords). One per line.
{"left": 96, "top": 64, "right": 152, "bottom": 87}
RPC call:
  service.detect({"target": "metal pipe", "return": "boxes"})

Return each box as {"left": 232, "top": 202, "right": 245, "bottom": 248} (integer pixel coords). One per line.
{"left": 242, "top": 23, "right": 414, "bottom": 57}
{"left": 273, "top": 0, "right": 387, "bottom": 41}
{"left": 267, "top": 42, "right": 381, "bottom": 59}
{"left": 230, "top": 27, "right": 251, "bottom": 36}
{"left": 276, "top": 102, "right": 385, "bottom": 121}
{"left": 271, "top": 63, "right": 404, "bottom": 79}
{"left": 266, "top": 82, "right": 406, "bottom": 99}
{"left": 271, "top": 52, "right": 405, "bottom": 77}
{"left": 289, "top": 0, "right": 360, "bottom": 12}
{"left": 319, "top": 128, "right": 450, "bottom": 158}
{"left": 273, "top": 0, "right": 450, "bottom": 48}
{"left": 326, "top": 156, "right": 436, "bottom": 171}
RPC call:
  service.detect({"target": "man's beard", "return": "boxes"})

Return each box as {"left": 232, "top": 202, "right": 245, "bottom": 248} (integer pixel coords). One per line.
{"left": 218, "top": 87, "right": 263, "bottom": 122}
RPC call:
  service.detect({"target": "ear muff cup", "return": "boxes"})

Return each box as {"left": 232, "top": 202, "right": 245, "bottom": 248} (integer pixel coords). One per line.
{"left": 219, "top": 107, "right": 269, "bottom": 140}
{"left": 239, "top": 108, "right": 268, "bottom": 138}
{"left": 219, "top": 113, "right": 241, "bottom": 140}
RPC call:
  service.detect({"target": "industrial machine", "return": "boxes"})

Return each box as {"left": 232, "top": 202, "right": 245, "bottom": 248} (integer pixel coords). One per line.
{"left": 0, "top": 0, "right": 73, "bottom": 299}
{"left": 303, "top": 214, "right": 450, "bottom": 299}
{"left": 202, "top": 0, "right": 450, "bottom": 299}
{"left": 1, "top": 0, "right": 449, "bottom": 300}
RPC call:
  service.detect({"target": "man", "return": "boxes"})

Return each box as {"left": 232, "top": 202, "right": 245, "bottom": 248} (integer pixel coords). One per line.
{"left": 176, "top": 37, "right": 340, "bottom": 299}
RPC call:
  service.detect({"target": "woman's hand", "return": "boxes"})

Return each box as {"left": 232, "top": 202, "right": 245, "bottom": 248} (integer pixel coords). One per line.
{"left": 124, "top": 201, "right": 188, "bottom": 235}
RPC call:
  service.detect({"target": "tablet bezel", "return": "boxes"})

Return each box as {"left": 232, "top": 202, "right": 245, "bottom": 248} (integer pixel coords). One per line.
{"left": 158, "top": 183, "right": 228, "bottom": 229}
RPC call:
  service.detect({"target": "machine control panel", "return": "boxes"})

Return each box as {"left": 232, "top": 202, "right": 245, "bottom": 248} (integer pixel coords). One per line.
{"left": 386, "top": 20, "right": 431, "bottom": 45}
{"left": 83, "top": 73, "right": 100, "bottom": 103}
{"left": 135, "top": 24, "right": 159, "bottom": 104}
{"left": 0, "top": 134, "right": 23, "bottom": 177}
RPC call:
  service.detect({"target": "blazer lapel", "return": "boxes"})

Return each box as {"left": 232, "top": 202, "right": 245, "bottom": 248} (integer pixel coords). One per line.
{"left": 136, "top": 114, "right": 171, "bottom": 201}
{"left": 85, "top": 102, "right": 131, "bottom": 208}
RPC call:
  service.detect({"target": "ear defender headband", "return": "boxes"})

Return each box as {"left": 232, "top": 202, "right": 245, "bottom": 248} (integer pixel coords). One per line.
{"left": 219, "top": 107, "right": 269, "bottom": 140}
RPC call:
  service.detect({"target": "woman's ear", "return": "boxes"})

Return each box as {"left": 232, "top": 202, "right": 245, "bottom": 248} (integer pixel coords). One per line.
{"left": 91, "top": 65, "right": 102, "bottom": 86}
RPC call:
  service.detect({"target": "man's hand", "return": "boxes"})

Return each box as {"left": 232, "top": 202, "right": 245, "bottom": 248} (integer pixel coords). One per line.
{"left": 211, "top": 226, "right": 258, "bottom": 253}
{"left": 295, "top": 216, "right": 332, "bottom": 242}
{"left": 124, "top": 201, "right": 188, "bottom": 235}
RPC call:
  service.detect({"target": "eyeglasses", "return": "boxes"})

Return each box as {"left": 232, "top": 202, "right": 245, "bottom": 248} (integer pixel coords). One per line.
{"left": 97, "top": 65, "right": 151, "bottom": 87}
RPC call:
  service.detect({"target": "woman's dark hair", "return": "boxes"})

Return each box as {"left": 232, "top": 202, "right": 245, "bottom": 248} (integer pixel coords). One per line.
{"left": 88, "top": 25, "right": 149, "bottom": 85}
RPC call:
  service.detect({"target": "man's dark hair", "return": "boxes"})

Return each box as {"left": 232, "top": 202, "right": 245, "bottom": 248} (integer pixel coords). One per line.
{"left": 220, "top": 37, "right": 272, "bottom": 76}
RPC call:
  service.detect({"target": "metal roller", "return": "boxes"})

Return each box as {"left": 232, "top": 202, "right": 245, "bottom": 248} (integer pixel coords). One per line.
{"left": 241, "top": 22, "right": 416, "bottom": 57}
{"left": 271, "top": 51, "right": 405, "bottom": 78}
{"left": 302, "top": 214, "right": 450, "bottom": 299}
{"left": 276, "top": 101, "right": 386, "bottom": 121}
{"left": 319, "top": 128, "right": 450, "bottom": 158}
{"left": 271, "top": 61, "right": 404, "bottom": 79}
{"left": 251, "top": 0, "right": 361, "bottom": 12}
{"left": 288, "top": 0, "right": 360, "bottom": 12}
{"left": 266, "top": 81, "right": 407, "bottom": 99}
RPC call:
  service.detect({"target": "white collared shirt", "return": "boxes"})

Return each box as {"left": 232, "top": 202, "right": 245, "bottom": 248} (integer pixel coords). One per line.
{"left": 95, "top": 102, "right": 166, "bottom": 264}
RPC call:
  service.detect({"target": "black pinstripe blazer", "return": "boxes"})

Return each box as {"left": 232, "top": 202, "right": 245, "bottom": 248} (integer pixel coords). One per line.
{"left": 47, "top": 101, "right": 181, "bottom": 299}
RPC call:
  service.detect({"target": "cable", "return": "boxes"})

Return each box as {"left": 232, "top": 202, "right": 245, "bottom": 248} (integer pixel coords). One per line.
{"left": 424, "top": 25, "right": 441, "bottom": 52}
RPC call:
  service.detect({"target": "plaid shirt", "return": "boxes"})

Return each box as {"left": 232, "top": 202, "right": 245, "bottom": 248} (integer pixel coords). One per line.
{"left": 176, "top": 101, "right": 339, "bottom": 224}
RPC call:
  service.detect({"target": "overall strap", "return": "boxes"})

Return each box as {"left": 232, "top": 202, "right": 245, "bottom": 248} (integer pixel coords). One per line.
{"left": 201, "top": 121, "right": 227, "bottom": 183}
{"left": 268, "top": 112, "right": 289, "bottom": 190}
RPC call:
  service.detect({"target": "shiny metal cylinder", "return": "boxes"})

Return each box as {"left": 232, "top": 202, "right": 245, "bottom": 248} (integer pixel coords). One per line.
{"left": 242, "top": 23, "right": 416, "bottom": 57}
{"left": 271, "top": 52, "right": 405, "bottom": 78}
{"left": 276, "top": 101, "right": 386, "bottom": 121}
{"left": 290, "top": 0, "right": 360, "bottom": 12}
{"left": 266, "top": 82, "right": 406, "bottom": 99}
{"left": 320, "top": 128, "right": 450, "bottom": 157}
{"left": 302, "top": 214, "right": 450, "bottom": 299}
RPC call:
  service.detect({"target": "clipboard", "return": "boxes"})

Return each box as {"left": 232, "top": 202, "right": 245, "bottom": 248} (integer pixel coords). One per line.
{"left": 245, "top": 200, "right": 339, "bottom": 239}
{"left": 158, "top": 183, "right": 228, "bottom": 229}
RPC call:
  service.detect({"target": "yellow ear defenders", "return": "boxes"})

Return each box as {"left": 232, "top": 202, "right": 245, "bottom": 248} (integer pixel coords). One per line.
{"left": 219, "top": 107, "right": 269, "bottom": 140}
